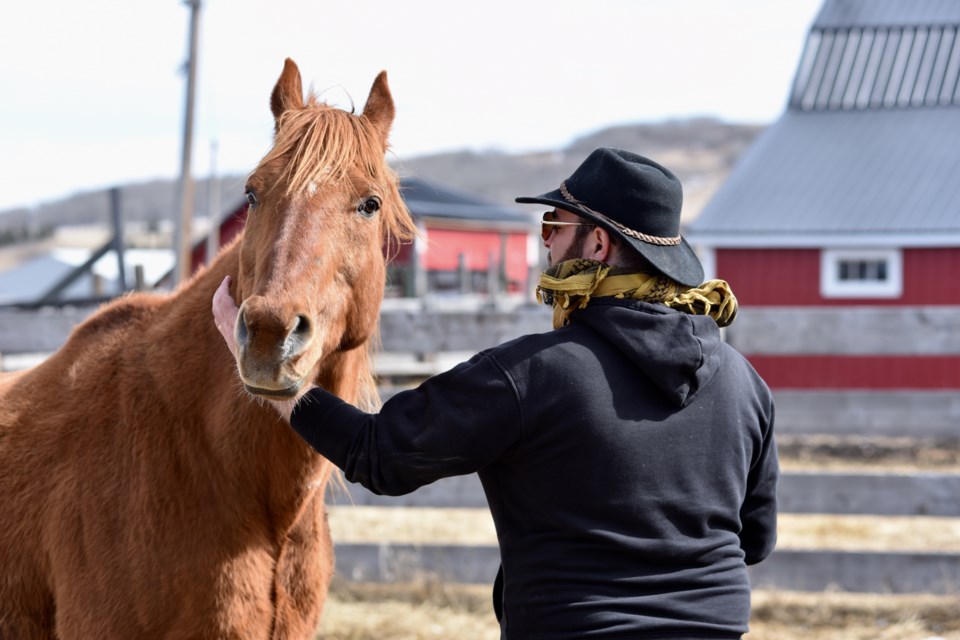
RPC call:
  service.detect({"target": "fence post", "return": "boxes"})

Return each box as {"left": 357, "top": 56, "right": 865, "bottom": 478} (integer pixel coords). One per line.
{"left": 110, "top": 187, "right": 127, "bottom": 292}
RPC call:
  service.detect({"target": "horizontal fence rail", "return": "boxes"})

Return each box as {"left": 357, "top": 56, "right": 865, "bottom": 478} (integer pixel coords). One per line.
{"left": 0, "top": 305, "right": 98, "bottom": 354}
{"left": 726, "top": 306, "right": 960, "bottom": 355}
{"left": 771, "top": 390, "right": 960, "bottom": 439}
{"left": 11, "top": 303, "right": 960, "bottom": 357}
{"left": 780, "top": 471, "right": 960, "bottom": 516}
{"left": 748, "top": 550, "right": 960, "bottom": 594}
{"left": 330, "top": 543, "right": 960, "bottom": 595}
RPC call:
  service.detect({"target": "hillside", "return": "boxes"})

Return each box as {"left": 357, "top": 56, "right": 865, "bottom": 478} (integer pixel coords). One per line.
{"left": 0, "top": 118, "right": 763, "bottom": 236}
{"left": 395, "top": 118, "right": 763, "bottom": 223}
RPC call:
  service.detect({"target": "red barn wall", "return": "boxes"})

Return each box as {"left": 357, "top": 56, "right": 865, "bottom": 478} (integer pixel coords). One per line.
{"left": 745, "top": 355, "right": 960, "bottom": 390}
{"left": 716, "top": 248, "right": 960, "bottom": 306}
{"left": 716, "top": 247, "right": 960, "bottom": 389}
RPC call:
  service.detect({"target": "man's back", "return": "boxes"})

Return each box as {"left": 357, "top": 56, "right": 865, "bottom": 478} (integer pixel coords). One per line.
{"left": 479, "top": 298, "right": 778, "bottom": 639}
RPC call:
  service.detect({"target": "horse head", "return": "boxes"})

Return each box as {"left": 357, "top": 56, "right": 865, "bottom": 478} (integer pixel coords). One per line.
{"left": 233, "top": 59, "right": 415, "bottom": 398}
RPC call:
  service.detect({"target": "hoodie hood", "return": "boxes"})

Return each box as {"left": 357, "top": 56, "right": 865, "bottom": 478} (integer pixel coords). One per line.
{"left": 571, "top": 298, "right": 724, "bottom": 407}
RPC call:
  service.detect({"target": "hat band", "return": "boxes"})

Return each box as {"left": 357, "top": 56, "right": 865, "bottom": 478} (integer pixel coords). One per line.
{"left": 560, "top": 182, "right": 681, "bottom": 247}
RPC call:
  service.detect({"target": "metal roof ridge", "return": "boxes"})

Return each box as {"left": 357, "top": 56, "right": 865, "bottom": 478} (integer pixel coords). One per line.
{"left": 685, "top": 231, "right": 960, "bottom": 248}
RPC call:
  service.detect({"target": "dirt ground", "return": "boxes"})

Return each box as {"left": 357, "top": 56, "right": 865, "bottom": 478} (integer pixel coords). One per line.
{"left": 317, "top": 582, "right": 960, "bottom": 640}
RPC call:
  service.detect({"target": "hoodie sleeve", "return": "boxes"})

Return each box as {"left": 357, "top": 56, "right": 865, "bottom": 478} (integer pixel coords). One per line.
{"left": 738, "top": 398, "right": 779, "bottom": 565}
{"left": 289, "top": 351, "right": 523, "bottom": 496}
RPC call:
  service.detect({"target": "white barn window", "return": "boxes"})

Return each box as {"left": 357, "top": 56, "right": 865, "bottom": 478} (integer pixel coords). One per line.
{"left": 821, "top": 248, "right": 903, "bottom": 298}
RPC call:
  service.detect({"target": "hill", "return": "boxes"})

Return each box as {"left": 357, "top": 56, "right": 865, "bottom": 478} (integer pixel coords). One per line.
{"left": 0, "top": 118, "right": 763, "bottom": 237}
{"left": 394, "top": 117, "right": 763, "bottom": 223}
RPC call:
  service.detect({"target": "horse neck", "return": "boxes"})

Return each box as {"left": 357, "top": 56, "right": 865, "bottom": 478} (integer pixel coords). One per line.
{"left": 145, "top": 241, "right": 329, "bottom": 517}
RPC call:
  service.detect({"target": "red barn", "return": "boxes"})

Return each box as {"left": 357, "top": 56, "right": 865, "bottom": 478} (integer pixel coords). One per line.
{"left": 687, "top": 0, "right": 960, "bottom": 406}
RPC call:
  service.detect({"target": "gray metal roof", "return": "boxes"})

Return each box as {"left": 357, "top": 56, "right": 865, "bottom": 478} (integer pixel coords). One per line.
{"left": 687, "top": 108, "right": 960, "bottom": 241}
{"left": 399, "top": 176, "right": 533, "bottom": 227}
{"left": 687, "top": 0, "right": 960, "bottom": 245}
{"left": 813, "top": 0, "right": 960, "bottom": 29}
{"left": 792, "top": 14, "right": 960, "bottom": 111}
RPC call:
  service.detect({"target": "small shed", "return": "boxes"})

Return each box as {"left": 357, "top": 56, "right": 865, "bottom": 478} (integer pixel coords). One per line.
{"left": 686, "top": 0, "right": 960, "bottom": 390}
{"left": 391, "top": 176, "right": 536, "bottom": 297}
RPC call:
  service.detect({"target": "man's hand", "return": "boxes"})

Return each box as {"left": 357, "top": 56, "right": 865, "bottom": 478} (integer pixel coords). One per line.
{"left": 213, "top": 276, "right": 240, "bottom": 359}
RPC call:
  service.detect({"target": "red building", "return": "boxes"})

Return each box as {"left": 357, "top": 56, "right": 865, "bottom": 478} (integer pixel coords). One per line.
{"left": 687, "top": 0, "right": 960, "bottom": 393}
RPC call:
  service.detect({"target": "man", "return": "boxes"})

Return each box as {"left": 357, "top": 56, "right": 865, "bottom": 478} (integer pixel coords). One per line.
{"left": 213, "top": 148, "right": 778, "bottom": 639}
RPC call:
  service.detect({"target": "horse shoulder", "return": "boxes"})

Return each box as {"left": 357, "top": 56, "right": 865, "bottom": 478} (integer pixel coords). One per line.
{"left": 68, "top": 292, "right": 165, "bottom": 348}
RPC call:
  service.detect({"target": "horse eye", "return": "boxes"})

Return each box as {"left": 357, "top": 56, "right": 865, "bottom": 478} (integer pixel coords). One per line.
{"left": 245, "top": 189, "right": 259, "bottom": 209}
{"left": 357, "top": 197, "right": 381, "bottom": 217}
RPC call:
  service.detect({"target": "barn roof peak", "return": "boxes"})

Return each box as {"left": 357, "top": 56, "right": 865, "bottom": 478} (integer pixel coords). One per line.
{"left": 791, "top": 0, "right": 960, "bottom": 112}
{"left": 687, "top": 0, "right": 960, "bottom": 244}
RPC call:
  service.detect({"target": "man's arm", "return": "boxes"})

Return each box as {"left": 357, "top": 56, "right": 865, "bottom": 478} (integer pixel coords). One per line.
{"left": 739, "top": 401, "right": 779, "bottom": 565}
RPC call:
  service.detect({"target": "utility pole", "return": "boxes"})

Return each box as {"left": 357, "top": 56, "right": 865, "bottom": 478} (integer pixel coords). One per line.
{"left": 206, "top": 139, "right": 221, "bottom": 264}
{"left": 173, "top": 0, "right": 201, "bottom": 287}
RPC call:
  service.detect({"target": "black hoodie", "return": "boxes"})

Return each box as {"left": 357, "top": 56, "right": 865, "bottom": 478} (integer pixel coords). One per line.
{"left": 291, "top": 298, "right": 778, "bottom": 639}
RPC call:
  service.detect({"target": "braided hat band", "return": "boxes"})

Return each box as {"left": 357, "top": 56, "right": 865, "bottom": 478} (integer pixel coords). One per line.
{"left": 559, "top": 181, "right": 681, "bottom": 247}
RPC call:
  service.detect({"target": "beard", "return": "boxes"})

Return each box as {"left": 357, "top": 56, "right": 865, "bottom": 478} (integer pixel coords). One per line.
{"left": 547, "top": 231, "right": 589, "bottom": 268}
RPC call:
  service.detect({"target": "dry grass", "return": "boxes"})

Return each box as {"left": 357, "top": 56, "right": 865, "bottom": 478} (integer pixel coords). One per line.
{"left": 328, "top": 507, "right": 495, "bottom": 545}
{"left": 320, "top": 582, "right": 498, "bottom": 640}
{"left": 778, "top": 513, "right": 960, "bottom": 552}
{"left": 778, "top": 435, "right": 960, "bottom": 473}
{"left": 748, "top": 590, "right": 960, "bottom": 640}
{"left": 316, "top": 583, "right": 960, "bottom": 640}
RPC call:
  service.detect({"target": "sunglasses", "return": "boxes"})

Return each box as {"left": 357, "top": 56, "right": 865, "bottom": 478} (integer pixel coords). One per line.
{"left": 541, "top": 213, "right": 592, "bottom": 242}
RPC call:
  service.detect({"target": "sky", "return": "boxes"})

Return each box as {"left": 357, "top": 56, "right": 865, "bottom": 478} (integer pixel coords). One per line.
{"left": 1, "top": 0, "right": 823, "bottom": 212}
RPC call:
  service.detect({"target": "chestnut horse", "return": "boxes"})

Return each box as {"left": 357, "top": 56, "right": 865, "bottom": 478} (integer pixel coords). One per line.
{"left": 0, "top": 59, "right": 415, "bottom": 639}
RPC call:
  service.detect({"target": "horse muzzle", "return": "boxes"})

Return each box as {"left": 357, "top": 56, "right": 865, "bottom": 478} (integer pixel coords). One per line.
{"left": 235, "top": 296, "right": 319, "bottom": 398}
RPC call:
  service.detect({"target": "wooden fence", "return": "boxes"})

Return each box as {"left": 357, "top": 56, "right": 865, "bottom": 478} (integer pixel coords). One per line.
{"left": 327, "top": 472, "right": 960, "bottom": 594}
{"left": 2, "top": 303, "right": 958, "bottom": 593}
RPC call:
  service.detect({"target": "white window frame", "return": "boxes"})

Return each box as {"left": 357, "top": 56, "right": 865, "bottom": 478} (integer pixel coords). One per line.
{"left": 820, "top": 248, "right": 903, "bottom": 298}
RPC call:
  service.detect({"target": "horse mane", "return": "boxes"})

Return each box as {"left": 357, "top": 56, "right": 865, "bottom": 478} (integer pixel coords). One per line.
{"left": 256, "top": 94, "right": 418, "bottom": 247}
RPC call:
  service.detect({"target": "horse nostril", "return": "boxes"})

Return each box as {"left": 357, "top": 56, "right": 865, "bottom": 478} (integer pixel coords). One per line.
{"left": 287, "top": 314, "right": 313, "bottom": 346}
{"left": 292, "top": 314, "right": 312, "bottom": 338}
{"left": 282, "top": 314, "right": 313, "bottom": 358}
{"left": 237, "top": 309, "right": 249, "bottom": 345}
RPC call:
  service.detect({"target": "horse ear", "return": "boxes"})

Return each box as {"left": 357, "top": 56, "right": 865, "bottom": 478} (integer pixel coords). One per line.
{"left": 271, "top": 58, "right": 305, "bottom": 125}
{"left": 362, "top": 71, "right": 395, "bottom": 147}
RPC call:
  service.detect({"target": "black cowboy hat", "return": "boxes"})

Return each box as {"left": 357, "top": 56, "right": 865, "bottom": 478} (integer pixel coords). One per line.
{"left": 516, "top": 147, "right": 704, "bottom": 287}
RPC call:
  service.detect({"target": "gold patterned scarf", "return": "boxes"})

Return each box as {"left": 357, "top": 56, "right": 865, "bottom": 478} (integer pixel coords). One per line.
{"left": 536, "top": 259, "right": 738, "bottom": 329}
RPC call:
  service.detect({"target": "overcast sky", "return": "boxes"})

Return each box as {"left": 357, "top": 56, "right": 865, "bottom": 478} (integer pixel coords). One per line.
{"left": 1, "top": 0, "right": 823, "bottom": 211}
